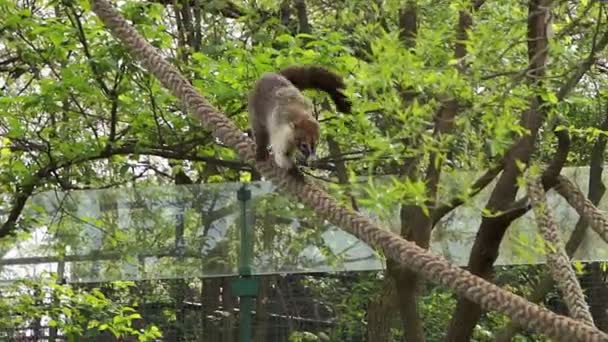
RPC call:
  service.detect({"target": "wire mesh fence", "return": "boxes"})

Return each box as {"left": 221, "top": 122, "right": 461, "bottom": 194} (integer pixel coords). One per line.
{"left": 0, "top": 273, "right": 368, "bottom": 342}
{"left": 1, "top": 263, "right": 608, "bottom": 342}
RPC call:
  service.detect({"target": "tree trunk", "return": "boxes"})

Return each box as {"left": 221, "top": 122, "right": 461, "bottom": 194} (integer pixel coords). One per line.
{"left": 202, "top": 278, "right": 222, "bottom": 341}
{"left": 254, "top": 276, "right": 272, "bottom": 342}
{"left": 584, "top": 263, "right": 608, "bottom": 332}
{"left": 445, "top": 2, "right": 551, "bottom": 340}
{"left": 367, "top": 275, "right": 399, "bottom": 342}
{"left": 392, "top": 3, "right": 480, "bottom": 342}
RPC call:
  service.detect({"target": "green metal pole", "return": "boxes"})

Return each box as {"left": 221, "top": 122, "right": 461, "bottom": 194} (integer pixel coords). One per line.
{"left": 238, "top": 185, "right": 253, "bottom": 276}
{"left": 233, "top": 184, "right": 257, "bottom": 342}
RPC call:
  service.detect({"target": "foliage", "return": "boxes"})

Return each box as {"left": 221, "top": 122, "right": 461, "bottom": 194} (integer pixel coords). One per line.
{"left": 0, "top": 276, "right": 162, "bottom": 340}
{"left": 1, "top": 0, "right": 608, "bottom": 340}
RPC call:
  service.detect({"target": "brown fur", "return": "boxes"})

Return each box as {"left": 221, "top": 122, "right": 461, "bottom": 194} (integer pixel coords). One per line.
{"left": 247, "top": 65, "right": 351, "bottom": 174}
{"left": 293, "top": 116, "right": 320, "bottom": 152}
{"left": 278, "top": 66, "right": 352, "bottom": 114}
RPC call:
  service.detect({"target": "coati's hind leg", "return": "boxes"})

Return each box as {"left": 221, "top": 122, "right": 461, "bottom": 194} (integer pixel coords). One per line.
{"left": 253, "top": 129, "right": 270, "bottom": 161}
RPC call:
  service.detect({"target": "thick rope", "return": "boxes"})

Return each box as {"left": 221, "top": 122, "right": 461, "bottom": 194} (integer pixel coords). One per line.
{"left": 527, "top": 175, "right": 595, "bottom": 325}
{"left": 88, "top": 1, "right": 608, "bottom": 340}
{"left": 556, "top": 175, "right": 608, "bottom": 243}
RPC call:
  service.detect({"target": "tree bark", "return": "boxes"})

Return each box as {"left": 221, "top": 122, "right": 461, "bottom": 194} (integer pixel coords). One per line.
{"left": 254, "top": 276, "right": 272, "bottom": 342}
{"left": 222, "top": 277, "right": 236, "bottom": 342}
{"left": 445, "top": 1, "right": 552, "bottom": 340}
{"left": 389, "top": 3, "right": 426, "bottom": 341}
{"left": 367, "top": 274, "right": 399, "bottom": 342}
{"left": 583, "top": 263, "right": 608, "bottom": 332}
{"left": 202, "top": 278, "right": 222, "bottom": 341}
{"left": 391, "top": 3, "right": 481, "bottom": 342}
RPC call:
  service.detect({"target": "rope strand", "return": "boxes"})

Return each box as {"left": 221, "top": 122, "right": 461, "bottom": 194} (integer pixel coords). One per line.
{"left": 88, "top": 0, "right": 608, "bottom": 340}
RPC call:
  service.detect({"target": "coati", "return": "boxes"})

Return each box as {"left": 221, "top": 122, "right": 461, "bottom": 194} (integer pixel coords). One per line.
{"left": 247, "top": 65, "right": 351, "bottom": 177}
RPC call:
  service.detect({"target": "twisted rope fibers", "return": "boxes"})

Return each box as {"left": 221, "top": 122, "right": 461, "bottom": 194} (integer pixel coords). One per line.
{"left": 556, "top": 175, "right": 608, "bottom": 244}
{"left": 527, "top": 176, "right": 595, "bottom": 325}
{"left": 88, "top": 0, "right": 608, "bottom": 340}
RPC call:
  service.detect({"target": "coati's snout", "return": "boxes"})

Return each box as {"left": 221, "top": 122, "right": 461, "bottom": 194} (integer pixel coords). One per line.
{"left": 299, "top": 142, "right": 315, "bottom": 158}
{"left": 293, "top": 118, "right": 319, "bottom": 165}
{"left": 295, "top": 142, "right": 315, "bottom": 165}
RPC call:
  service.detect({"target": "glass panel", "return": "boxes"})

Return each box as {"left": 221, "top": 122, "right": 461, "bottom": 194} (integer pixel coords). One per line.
{"left": 0, "top": 182, "right": 251, "bottom": 283}
{"left": 0, "top": 166, "right": 606, "bottom": 284}
{"left": 247, "top": 184, "right": 384, "bottom": 275}
{"left": 0, "top": 180, "right": 383, "bottom": 283}
{"left": 431, "top": 166, "right": 608, "bottom": 265}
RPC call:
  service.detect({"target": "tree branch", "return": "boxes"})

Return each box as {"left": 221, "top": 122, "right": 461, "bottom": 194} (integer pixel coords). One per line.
{"left": 431, "top": 163, "right": 503, "bottom": 225}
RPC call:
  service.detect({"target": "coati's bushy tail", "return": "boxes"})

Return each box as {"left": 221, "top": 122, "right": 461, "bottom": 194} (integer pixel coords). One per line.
{"left": 278, "top": 65, "right": 352, "bottom": 114}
